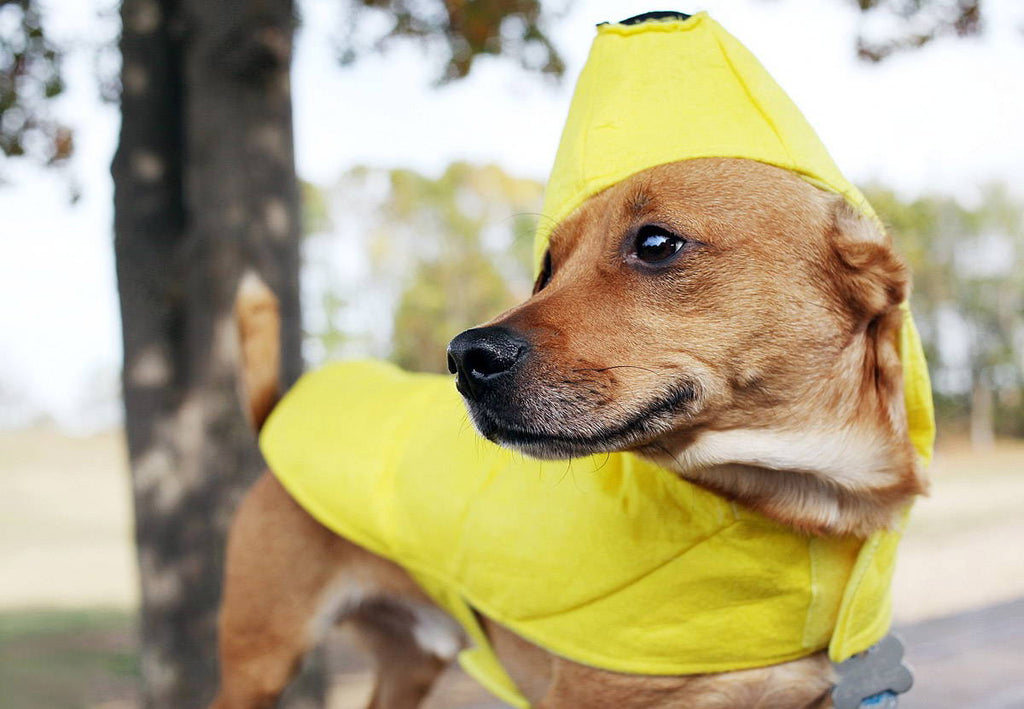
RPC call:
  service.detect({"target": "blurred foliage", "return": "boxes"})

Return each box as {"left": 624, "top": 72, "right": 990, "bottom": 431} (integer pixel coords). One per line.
{"left": 301, "top": 178, "right": 334, "bottom": 234}
{"left": 337, "top": 0, "right": 566, "bottom": 82}
{"left": 392, "top": 251, "right": 513, "bottom": 372}
{"left": 0, "top": 0, "right": 70, "bottom": 167}
{"left": 0, "top": 0, "right": 1013, "bottom": 176}
{"left": 1, "top": 0, "right": 565, "bottom": 178}
{"left": 304, "top": 162, "right": 542, "bottom": 371}
{"left": 305, "top": 170, "right": 1023, "bottom": 438}
{"left": 865, "top": 182, "right": 1024, "bottom": 440}
{"left": 850, "top": 0, "right": 982, "bottom": 62}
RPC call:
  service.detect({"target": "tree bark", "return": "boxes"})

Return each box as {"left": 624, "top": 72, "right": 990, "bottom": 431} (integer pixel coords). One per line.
{"left": 113, "top": 0, "right": 316, "bottom": 705}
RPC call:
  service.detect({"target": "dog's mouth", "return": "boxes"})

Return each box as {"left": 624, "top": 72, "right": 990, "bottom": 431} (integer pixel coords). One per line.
{"left": 466, "top": 383, "right": 697, "bottom": 459}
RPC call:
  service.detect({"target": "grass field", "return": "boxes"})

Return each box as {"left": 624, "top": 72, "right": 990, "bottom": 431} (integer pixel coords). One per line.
{"left": 0, "top": 608, "right": 138, "bottom": 709}
{"left": 1, "top": 427, "right": 1022, "bottom": 708}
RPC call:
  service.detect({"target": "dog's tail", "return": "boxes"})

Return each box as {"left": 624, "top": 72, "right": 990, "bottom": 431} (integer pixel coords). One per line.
{"left": 235, "top": 270, "right": 281, "bottom": 433}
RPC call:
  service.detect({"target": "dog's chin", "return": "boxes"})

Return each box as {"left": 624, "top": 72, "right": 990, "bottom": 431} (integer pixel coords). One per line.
{"left": 468, "top": 409, "right": 645, "bottom": 459}
{"left": 463, "top": 384, "right": 697, "bottom": 460}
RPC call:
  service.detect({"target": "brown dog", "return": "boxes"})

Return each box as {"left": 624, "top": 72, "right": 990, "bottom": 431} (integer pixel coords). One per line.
{"left": 211, "top": 158, "right": 925, "bottom": 709}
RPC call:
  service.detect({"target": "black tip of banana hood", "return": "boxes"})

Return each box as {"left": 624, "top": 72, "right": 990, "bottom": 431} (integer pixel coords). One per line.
{"left": 604, "top": 11, "right": 692, "bottom": 27}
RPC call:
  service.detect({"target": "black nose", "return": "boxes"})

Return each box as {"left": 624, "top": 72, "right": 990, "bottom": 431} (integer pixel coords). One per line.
{"left": 447, "top": 326, "right": 529, "bottom": 399}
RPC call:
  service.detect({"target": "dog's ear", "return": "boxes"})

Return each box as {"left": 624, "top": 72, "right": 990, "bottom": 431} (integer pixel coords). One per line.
{"left": 828, "top": 200, "right": 916, "bottom": 465}
{"left": 827, "top": 200, "right": 909, "bottom": 321}
{"left": 822, "top": 201, "right": 925, "bottom": 528}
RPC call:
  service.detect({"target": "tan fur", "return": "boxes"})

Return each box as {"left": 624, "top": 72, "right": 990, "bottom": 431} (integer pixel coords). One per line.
{"left": 211, "top": 474, "right": 453, "bottom": 709}
{"left": 213, "top": 158, "right": 927, "bottom": 708}
{"left": 234, "top": 271, "right": 281, "bottom": 432}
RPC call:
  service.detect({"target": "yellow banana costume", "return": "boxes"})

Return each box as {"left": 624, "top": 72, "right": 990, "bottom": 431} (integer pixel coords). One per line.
{"left": 261, "top": 12, "right": 935, "bottom": 708}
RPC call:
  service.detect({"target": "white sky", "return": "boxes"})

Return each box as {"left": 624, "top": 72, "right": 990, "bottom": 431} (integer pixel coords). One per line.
{"left": 1, "top": 0, "right": 1023, "bottom": 430}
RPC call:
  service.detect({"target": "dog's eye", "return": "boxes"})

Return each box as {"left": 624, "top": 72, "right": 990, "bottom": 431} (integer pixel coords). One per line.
{"left": 634, "top": 225, "right": 685, "bottom": 264}
{"left": 533, "top": 250, "right": 553, "bottom": 293}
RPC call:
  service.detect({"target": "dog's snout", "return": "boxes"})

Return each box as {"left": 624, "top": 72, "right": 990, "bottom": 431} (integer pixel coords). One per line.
{"left": 447, "top": 327, "right": 529, "bottom": 398}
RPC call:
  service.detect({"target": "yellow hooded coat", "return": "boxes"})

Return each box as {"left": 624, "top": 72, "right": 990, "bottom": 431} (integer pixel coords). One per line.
{"left": 261, "top": 13, "right": 934, "bottom": 708}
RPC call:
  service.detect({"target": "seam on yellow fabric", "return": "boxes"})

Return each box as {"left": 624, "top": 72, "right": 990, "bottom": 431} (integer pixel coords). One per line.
{"left": 596, "top": 12, "right": 706, "bottom": 37}
{"left": 843, "top": 600, "right": 890, "bottom": 659}
{"left": 828, "top": 533, "right": 880, "bottom": 661}
{"left": 802, "top": 535, "right": 821, "bottom": 649}
{"left": 570, "top": 33, "right": 598, "bottom": 267}
{"left": 710, "top": 30, "right": 795, "bottom": 170}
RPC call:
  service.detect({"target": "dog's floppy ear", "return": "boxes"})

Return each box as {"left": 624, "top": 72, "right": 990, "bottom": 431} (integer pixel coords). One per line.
{"left": 827, "top": 200, "right": 908, "bottom": 321}
{"left": 815, "top": 200, "right": 925, "bottom": 531}
{"left": 828, "top": 199, "right": 915, "bottom": 458}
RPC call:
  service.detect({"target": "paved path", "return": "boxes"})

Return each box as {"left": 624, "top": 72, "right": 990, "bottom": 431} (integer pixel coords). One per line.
{"left": 898, "top": 596, "right": 1024, "bottom": 709}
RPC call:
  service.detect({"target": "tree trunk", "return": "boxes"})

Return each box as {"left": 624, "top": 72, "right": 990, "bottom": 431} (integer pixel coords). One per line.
{"left": 113, "top": 0, "right": 317, "bottom": 705}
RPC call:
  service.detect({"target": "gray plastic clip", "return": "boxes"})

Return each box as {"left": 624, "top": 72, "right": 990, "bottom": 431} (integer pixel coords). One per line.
{"left": 832, "top": 634, "right": 913, "bottom": 709}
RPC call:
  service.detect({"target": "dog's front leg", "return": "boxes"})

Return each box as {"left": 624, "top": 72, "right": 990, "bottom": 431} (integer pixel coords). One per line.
{"left": 211, "top": 472, "right": 349, "bottom": 708}
{"left": 212, "top": 472, "right": 456, "bottom": 709}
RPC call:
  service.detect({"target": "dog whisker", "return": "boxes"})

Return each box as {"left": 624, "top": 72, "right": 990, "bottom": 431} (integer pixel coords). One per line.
{"left": 651, "top": 440, "right": 685, "bottom": 471}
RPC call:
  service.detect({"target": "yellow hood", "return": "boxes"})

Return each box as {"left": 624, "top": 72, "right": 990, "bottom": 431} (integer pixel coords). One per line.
{"left": 261, "top": 12, "right": 935, "bottom": 708}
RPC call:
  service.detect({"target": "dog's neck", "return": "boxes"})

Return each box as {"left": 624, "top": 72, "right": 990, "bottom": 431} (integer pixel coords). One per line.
{"left": 651, "top": 428, "right": 920, "bottom": 537}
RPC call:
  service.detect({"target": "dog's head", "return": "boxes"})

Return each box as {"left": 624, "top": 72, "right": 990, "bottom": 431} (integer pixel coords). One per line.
{"left": 448, "top": 158, "right": 925, "bottom": 536}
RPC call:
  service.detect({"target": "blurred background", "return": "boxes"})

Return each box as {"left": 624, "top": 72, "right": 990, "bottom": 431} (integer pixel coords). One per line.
{"left": 1, "top": 0, "right": 1022, "bottom": 707}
